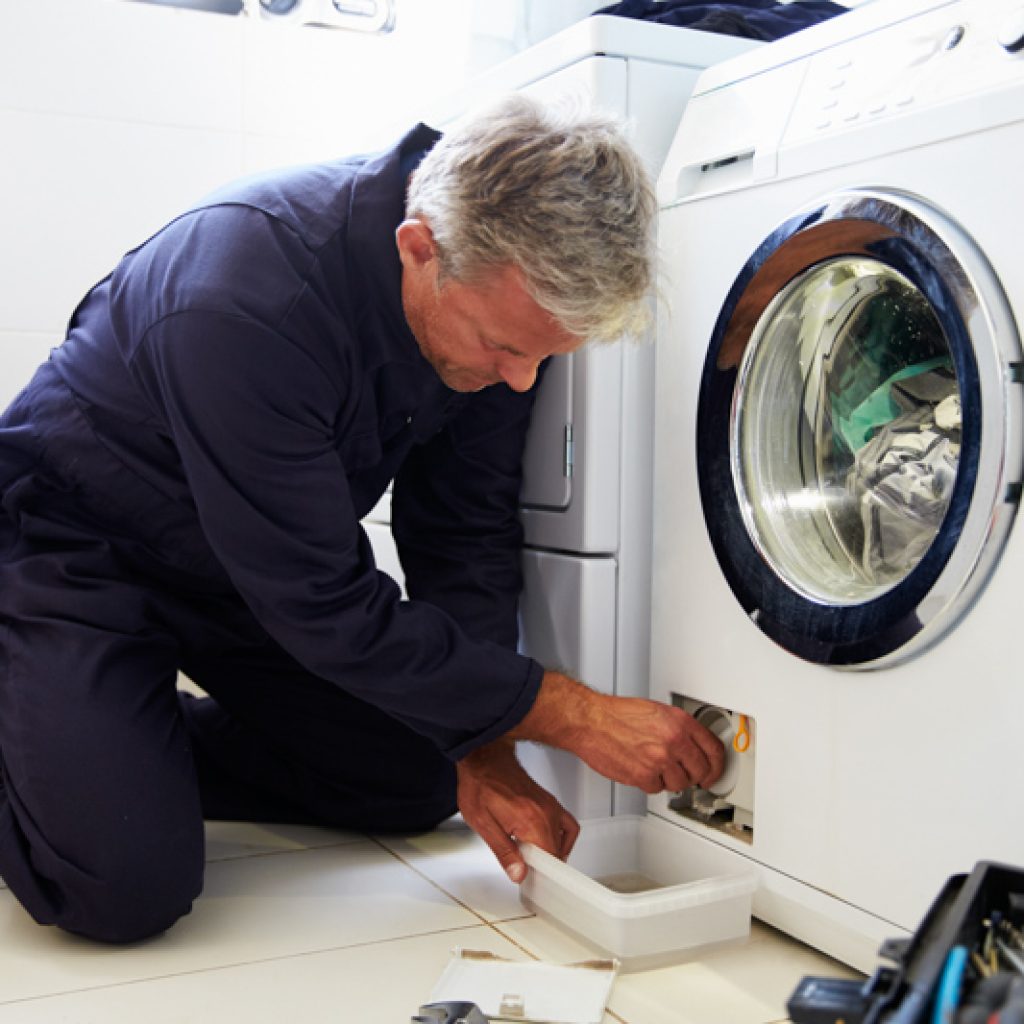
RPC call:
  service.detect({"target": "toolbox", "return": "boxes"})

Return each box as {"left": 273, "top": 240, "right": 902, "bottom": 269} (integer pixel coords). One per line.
{"left": 787, "top": 861, "right": 1024, "bottom": 1024}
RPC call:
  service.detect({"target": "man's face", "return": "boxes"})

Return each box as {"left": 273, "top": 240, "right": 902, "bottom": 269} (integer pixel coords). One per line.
{"left": 397, "top": 220, "right": 584, "bottom": 393}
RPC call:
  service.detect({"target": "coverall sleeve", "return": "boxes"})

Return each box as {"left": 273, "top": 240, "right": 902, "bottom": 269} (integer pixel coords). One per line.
{"left": 128, "top": 309, "right": 543, "bottom": 760}
{"left": 391, "top": 381, "right": 538, "bottom": 651}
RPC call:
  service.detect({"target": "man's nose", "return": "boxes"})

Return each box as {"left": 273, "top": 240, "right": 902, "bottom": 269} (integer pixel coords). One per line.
{"left": 500, "top": 358, "right": 540, "bottom": 393}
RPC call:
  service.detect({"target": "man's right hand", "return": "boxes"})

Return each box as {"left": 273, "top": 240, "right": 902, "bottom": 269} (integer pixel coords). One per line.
{"left": 507, "top": 671, "right": 725, "bottom": 794}
{"left": 456, "top": 738, "right": 579, "bottom": 884}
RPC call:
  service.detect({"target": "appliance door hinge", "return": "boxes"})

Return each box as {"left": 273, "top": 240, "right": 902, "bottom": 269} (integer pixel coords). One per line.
{"left": 563, "top": 423, "right": 575, "bottom": 478}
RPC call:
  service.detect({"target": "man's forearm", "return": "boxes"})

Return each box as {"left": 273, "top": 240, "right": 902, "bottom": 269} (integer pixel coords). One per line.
{"left": 504, "top": 669, "right": 726, "bottom": 794}
{"left": 505, "top": 670, "right": 596, "bottom": 751}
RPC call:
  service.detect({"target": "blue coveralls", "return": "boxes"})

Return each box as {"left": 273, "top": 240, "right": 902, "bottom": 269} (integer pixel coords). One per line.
{"left": 0, "top": 124, "right": 545, "bottom": 942}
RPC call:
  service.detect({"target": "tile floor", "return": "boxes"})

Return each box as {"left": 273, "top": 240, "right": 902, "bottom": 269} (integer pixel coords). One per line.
{"left": 0, "top": 818, "right": 859, "bottom": 1023}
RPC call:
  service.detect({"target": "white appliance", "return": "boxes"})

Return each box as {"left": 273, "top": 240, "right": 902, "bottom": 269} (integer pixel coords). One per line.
{"left": 650, "top": 0, "right": 1024, "bottom": 971}
{"left": 244, "top": 0, "right": 395, "bottom": 33}
{"left": 363, "top": 15, "right": 759, "bottom": 820}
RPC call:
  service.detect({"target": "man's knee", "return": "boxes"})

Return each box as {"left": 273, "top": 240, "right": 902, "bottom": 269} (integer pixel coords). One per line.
{"left": 57, "top": 848, "right": 204, "bottom": 944}
{"left": 1, "top": 811, "right": 205, "bottom": 944}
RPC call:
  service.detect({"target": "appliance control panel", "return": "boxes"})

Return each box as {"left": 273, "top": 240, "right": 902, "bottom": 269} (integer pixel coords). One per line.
{"left": 785, "top": 1, "right": 1024, "bottom": 146}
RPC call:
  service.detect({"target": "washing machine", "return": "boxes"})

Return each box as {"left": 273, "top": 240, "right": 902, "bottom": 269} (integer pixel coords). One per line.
{"left": 650, "top": 0, "right": 1024, "bottom": 972}
{"left": 363, "top": 15, "right": 759, "bottom": 820}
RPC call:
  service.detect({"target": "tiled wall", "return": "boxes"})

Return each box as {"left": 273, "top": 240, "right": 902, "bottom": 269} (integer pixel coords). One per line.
{"left": 0, "top": 0, "right": 476, "bottom": 407}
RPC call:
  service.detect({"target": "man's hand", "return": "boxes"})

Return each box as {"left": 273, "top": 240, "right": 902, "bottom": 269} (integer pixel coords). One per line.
{"left": 456, "top": 739, "right": 579, "bottom": 884}
{"left": 508, "top": 672, "right": 725, "bottom": 794}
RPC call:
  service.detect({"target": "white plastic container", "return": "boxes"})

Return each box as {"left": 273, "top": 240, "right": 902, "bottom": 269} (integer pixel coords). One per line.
{"left": 520, "top": 815, "right": 757, "bottom": 971}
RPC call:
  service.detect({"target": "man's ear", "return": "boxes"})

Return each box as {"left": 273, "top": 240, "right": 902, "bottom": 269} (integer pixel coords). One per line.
{"left": 395, "top": 218, "right": 437, "bottom": 271}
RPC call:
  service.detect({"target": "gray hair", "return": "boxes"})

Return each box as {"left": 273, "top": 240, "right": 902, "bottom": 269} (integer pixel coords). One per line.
{"left": 407, "top": 94, "right": 656, "bottom": 342}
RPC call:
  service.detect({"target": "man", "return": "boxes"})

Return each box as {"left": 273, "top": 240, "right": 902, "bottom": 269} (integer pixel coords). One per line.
{"left": 0, "top": 95, "right": 723, "bottom": 944}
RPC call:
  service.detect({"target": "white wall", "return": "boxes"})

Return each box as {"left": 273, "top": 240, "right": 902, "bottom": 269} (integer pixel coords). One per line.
{"left": 0, "top": 0, "right": 482, "bottom": 407}
{"left": 467, "top": 0, "right": 599, "bottom": 74}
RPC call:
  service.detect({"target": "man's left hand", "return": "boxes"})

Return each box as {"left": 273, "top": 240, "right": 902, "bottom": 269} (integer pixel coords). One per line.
{"left": 456, "top": 740, "right": 579, "bottom": 884}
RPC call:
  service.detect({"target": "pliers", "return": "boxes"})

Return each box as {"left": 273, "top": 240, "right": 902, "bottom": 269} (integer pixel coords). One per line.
{"left": 413, "top": 1001, "right": 490, "bottom": 1024}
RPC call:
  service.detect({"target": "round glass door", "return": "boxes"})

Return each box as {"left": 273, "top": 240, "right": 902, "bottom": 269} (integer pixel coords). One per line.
{"left": 697, "top": 192, "right": 1021, "bottom": 667}
{"left": 734, "top": 257, "right": 960, "bottom": 606}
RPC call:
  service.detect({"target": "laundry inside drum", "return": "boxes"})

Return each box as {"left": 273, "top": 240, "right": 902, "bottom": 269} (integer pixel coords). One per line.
{"left": 732, "top": 257, "right": 961, "bottom": 606}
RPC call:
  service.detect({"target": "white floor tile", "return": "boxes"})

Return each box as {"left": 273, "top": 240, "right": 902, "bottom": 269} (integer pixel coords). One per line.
{"left": 376, "top": 823, "right": 531, "bottom": 923}
{"left": 0, "top": 925, "right": 525, "bottom": 1024}
{"left": 0, "top": 841, "right": 480, "bottom": 1004}
{"left": 494, "top": 917, "right": 860, "bottom": 1024}
{"left": 203, "top": 820, "right": 364, "bottom": 862}
{"left": 608, "top": 923, "right": 859, "bottom": 1024}
{"left": 2, "top": 819, "right": 865, "bottom": 1024}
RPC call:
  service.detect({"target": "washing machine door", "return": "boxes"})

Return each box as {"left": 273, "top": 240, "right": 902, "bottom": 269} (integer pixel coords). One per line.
{"left": 697, "top": 190, "right": 1023, "bottom": 667}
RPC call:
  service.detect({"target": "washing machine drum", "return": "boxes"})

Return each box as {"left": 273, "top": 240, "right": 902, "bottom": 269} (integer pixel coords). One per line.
{"left": 697, "top": 190, "right": 1022, "bottom": 667}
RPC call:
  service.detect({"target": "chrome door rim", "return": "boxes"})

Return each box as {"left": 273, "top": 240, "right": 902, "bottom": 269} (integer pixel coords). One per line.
{"left": 696, "top": 189, "right": 1022, "bottom": 668}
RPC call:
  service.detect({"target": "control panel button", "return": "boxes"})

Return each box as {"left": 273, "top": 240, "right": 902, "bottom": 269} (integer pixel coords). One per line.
{"left": 942, "top": 24, "right": 966, "bottom": 50}
{"left": 998, "top": 9, "right": 1024, "bottom": 52}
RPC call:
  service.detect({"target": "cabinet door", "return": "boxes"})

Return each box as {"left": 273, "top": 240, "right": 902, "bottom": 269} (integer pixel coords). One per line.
{"left": 516, "top": 55, "right": 628, "bottom": 554}
{"left": 518, "top": 548, "right": 617, "bottom": 819}
{"left": 364, "top": 520, "right": 406, "bottom": 598}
